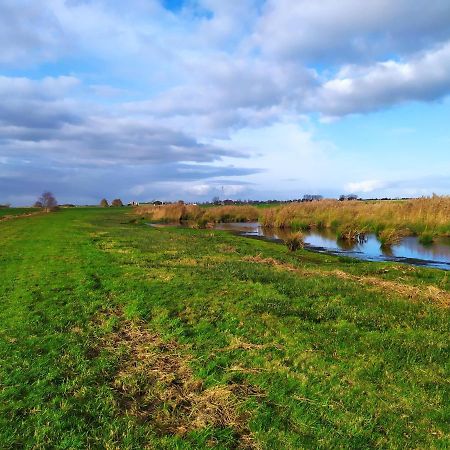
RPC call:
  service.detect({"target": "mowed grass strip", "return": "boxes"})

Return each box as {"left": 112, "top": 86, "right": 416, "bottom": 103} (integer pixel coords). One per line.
{"left": 0, "top": 208, "right": 449, "bottom": 449}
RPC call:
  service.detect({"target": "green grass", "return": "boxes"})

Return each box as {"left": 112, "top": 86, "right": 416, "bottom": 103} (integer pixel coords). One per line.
{"left": 0, "top": 208, "right": 449, "bottom": 449}
{"left": 0, "top": 207, "right": 37, "bottom": 217}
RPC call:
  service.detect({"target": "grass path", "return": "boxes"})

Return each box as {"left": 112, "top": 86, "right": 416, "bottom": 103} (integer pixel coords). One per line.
{"left": 0, "top": 208, "right": 449, "bottom": 448}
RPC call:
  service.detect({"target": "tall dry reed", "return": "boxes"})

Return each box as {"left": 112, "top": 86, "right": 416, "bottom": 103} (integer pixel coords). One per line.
{"left": 260, "top": 197, "right": 450, "bottom": 236}
{"left": 135, "top": 204, "right": 259, "bottom": 224}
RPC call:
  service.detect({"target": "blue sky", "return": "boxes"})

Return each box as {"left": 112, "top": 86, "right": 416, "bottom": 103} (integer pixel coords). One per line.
{"left": 1, "top": 0, "right": 450, "bottom": 205}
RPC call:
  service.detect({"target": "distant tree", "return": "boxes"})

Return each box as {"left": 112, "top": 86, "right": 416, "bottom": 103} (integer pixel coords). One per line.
{"left": 100, "top": 198, "right": 109, "bottom": 207}
{"left": 111, "top": 198, "right": 123, "bottom": 207}
{"left": 212, "top": 196, "right": 220, "bottom": 205}
{"left": 34, "top": 201, "right": 43, "bottom": 208}
{"left": 37, "top": 191, "right": 58, "bottom": 212}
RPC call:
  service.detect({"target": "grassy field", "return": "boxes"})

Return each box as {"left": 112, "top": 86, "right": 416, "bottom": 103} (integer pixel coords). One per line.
{"left": 0, "top": 207, "right": 38, "bottom": 218}
{"left": 0, "top": 208, "right": 449, "bottom": 449}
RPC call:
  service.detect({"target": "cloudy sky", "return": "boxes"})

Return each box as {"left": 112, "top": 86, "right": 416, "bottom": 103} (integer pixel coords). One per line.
{"left": 1, "top": 0, "right": 450, "bottom": 205}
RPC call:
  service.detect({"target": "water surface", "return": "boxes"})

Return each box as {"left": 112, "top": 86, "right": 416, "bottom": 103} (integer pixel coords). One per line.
{"left": 151, "top": 222, "right": 450, "bottom": 270}
{"left": 213, "top": 222, "right": 450, "bottom": 270}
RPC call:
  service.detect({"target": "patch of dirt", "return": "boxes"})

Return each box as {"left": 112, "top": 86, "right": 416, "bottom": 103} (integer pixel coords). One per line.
{"left": 242, "top": 254, "right": 450, "bottom": 307}
{"left": 96, "top": 312, "right": 263, "bottom": 448}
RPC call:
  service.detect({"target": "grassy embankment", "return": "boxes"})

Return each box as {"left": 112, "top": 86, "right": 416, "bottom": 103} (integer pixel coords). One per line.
{"left": 0, "top": 208, "right": 449, "bottom": 448}
{"left": 137, "top": 197, "right": 450, "bottom": 245}
{"left": 0, "top": 207, "right": 39, "bottom": 219}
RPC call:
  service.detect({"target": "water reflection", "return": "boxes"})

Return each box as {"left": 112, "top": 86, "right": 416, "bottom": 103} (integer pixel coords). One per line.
{"left": 213, "top": 222, "right": 450, "bottom": 270}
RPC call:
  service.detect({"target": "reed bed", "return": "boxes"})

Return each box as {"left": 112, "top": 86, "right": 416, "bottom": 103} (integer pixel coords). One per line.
{"left": 136, "top": 197, "right": 450, "bottom": 237}
{"left": 135, "top": 204, "right": 203, "bottom": 222}
{"left": 260, "top": 197, "right": 450, "bottom": 237}
{"left": 135, "top": 204, "right": 259, "bottom": 224}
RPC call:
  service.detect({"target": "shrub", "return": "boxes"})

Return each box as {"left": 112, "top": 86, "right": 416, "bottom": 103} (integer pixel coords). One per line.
{"left": 284, "top": 232, "right": 304, "bottom": 252}
{"left": 337, "top": 226, "right": 367, "bottom": 243}
{"left": 377, "top": 228, "right": 405, "bottom": 247}
{"left": 196, "top": 218, "right": 209, "bottom": 229}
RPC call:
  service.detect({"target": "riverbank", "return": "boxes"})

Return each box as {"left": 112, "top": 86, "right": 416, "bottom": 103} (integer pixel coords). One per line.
{"left": 136, "top": 197, "right": 450, "bottom": 242}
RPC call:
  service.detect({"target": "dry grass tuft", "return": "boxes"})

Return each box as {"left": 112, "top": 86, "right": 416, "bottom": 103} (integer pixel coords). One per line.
{"left": 218, "top": 244, "right": 237, "bottom": 253}
{"left": 377, "top": 228, "right": 409, "bottom": 247}
{"left": 95, "top": 313, "right": 262, "bottom": 447}
{"left": 220, "top": 336, "right": 283, "bottom": 352}
{"left": 283, "top": 232, "right": 304, "bottom": 252}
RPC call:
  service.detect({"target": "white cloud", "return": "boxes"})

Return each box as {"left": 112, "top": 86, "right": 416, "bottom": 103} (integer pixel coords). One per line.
{"left": 251, "top": 0, "right": 450, "bottom": 63}
{"left": 310, "top": 42, "right": 450, "bottom": 118}
{"left": 346, "top": 180, "right": 386, "bottom": 193}
{"left": 184, "top": 184, "right": 212, "bottom": 196}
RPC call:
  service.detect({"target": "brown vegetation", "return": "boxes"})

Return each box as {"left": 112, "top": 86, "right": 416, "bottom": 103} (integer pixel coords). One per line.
{"left": 135, "top": 204, "right": 259, "bottom": 224}
{"left": 260, "top": 196, "right": 450, "bottom": 235}
{"left": 283, "top": 232, "right": 304, "bottom": 252}
{"left": 135, "top": 203, "right": 203, "bottom": 222}
{"left": 136, "top": 196, "right": 450, "bottom": 237}
{"left": 377, "top": 228, "right": 409, "bottom": 247}
{"left": 95, "top": 312, "right": 262, "bottom": 447}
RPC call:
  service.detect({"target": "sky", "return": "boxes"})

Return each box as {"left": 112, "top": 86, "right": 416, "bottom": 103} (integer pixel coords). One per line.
{"left": 1, "top": 0, "right": 450, "bottom": 205}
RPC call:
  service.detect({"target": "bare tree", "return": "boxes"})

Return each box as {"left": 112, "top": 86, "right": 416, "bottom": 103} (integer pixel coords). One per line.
{"left": 111, "top": 198, "right": 123, "bottom": 207}
{"left": 37, "top": 192, "right": 58, "bottom": 212}
{"left": 100, "top": 198, "right": 109, "bottom": 207}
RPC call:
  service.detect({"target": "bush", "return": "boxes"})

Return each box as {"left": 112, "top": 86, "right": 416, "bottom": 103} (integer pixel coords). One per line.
{"left": 337, "top": 225, "right": 367, "bottom": 243}
{"left": 196, "top": 218, "right": 209, "bottom": 229}
{"left": 284, "top": 232, "right": 304, "bottom": 252}
{"left": 377, "top": 228, "right": 405, "bottom": 247}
